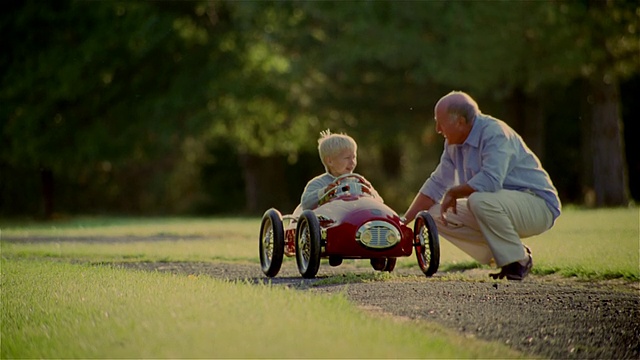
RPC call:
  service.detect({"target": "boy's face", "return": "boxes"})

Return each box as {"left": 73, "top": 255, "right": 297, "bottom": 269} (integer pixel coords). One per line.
{"left": 327, "top": 148, "right": 357, "bottom": 177}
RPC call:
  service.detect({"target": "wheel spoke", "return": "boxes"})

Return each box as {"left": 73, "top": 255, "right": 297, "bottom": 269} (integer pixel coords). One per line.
{"left": 266, "top": 228, "right": 273, "bottom": 259}
{"left": 420, "top": 228, "right": 431, "bottom": 262}
{"left": 262, "top": 223, "right": 274, "bottom": 264}
{"left": 302, "top": 229, "right": 309, "bottom": 262}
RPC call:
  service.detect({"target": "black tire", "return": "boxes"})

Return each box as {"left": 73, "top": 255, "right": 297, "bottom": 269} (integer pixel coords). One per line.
{"left": 295, "top": 210, "right": 322, "bottom": 278}
{"left": 414, "top": 211, "right": 440, "bottom": 277}
{"left": 383, "top": 258, "right": 397, "bottom": 272}
{"left": 370, "top": 258, "right": 386, "bottom": 271}
{"left": 370, "top": 258, "right": 396, "bottom": 272}
{"left": 259, "top": 208, "right": 285, "bottom": 277}
{"left": 329, "top": 256, "right": 343, "bottom": 267}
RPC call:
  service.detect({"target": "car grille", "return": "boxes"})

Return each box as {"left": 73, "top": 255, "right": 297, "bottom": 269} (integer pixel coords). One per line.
{"left": 356, "top": 221, "right": 400, "bottom": 249}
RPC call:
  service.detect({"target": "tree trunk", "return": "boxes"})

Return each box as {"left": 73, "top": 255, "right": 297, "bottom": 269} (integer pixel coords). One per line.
{"left": 239, "top": 153, "right": 292, "bottom": 214}
{"left": 507, "top": 89, "right": 545, "bottom": 160}
{"left": 588, "top": 76, "right": 629, "bottom": 206}
{"left": 40, "top": 167, "right": 54, "bottom": 219}
{"left": 381, "top": 143, "right": 401, "bottom": 179}
{"left": 580, "top": 81, "right": 595, "bottom": 206}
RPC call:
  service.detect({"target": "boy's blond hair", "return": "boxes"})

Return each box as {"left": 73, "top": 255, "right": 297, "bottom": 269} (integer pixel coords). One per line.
{"left": 317, "top": 129, "right": 357, "bottom": 171}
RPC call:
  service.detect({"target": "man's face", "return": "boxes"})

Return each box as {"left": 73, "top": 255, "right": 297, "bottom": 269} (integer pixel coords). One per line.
{"left": 434, "top": 107, "right": 468, "bottom": 145}
{"left": 327, "top": 148, "right": 357, "bottom": 177}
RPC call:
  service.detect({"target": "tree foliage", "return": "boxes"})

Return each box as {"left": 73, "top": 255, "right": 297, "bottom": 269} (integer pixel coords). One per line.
{"left": 2, "top": 1, "right": 233, "bottom": 214}
{"left": 1, "top": 0, "right": 637, "bottom": 217}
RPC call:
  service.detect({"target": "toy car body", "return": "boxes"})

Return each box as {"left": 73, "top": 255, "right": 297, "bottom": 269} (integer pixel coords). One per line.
{"left": 259, "top": 174, "right": 440, "bottom": 279}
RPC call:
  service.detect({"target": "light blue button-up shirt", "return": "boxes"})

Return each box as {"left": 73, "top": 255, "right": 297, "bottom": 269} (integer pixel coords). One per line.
{"left": 420, "top": 114, "right": 561, "bottom": 221}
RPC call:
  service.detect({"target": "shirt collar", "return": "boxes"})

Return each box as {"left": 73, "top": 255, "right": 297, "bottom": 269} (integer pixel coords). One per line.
{"left": 464, "top": 114, "right": 482, "bottom": 148}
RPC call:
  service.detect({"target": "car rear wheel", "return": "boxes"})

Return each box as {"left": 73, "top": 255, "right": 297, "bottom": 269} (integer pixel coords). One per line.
{"left": 259, "top": 208, "right": 284, "bottom": 277}
{"left": 370, "top": 258, "right": 385, "bottom": 271}
{"left": 295, "top": 210, "right": 322, "bottom": 278}
{"left": 383, "top": 258, "right": 397, "bottom": 272}
{"left": 370, "top": 258, "right": 396, "bottom": 272}
{"left": 414, "top": 211, "right": 440, "bottom": 277}
{"left": 329, "top": 256, "right": 343, "bottom": 267}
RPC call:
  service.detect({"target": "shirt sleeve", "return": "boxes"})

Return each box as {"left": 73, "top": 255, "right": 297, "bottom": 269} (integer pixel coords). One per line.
{"left": 300, "top": 176, "right": 330, "bottom": 210}
{"left": 419, "top": 148, "right": 456, "bottom": 202}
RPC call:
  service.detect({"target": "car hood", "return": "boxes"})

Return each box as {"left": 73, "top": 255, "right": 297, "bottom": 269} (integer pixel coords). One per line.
{"left": 314, "top": 196, "right": 399, "bottom": 225}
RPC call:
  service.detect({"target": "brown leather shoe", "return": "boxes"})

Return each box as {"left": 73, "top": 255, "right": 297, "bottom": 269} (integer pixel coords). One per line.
{"left": 489, "top": 267, "right": 507, "bottom": 280}
{"left": 505, "top": 254, "right": 533, "bottom": 280}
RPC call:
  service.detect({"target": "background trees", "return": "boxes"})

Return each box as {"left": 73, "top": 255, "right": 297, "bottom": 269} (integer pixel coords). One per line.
{"left": 2, "top": 0, "right": 638, "bottom": 218}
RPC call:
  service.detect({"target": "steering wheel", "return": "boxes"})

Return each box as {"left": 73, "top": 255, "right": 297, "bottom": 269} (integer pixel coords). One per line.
{"left": 319, "top": 173, "right": 374, "bottom": 205}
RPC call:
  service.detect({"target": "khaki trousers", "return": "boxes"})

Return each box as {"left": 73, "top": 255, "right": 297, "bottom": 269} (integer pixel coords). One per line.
{"left": 429, "top": 190, "right": 553, "bottom": 267}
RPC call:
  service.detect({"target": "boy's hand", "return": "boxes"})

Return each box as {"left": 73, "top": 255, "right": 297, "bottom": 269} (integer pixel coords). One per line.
{"left": 319, "top": 188, "right": 336, "bottom": 206}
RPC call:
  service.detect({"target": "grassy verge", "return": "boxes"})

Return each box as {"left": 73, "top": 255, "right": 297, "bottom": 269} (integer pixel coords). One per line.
{"left": 1, "top": 258, "right": 520, "bottom": 359}
{"left": 1, "top": 217, "right": 257, "bottom": 263}
{"left": 397, "top": 207, "right": 640, "bottom": 280}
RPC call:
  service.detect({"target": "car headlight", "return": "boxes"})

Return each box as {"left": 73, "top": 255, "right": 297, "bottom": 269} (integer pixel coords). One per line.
{"left": 356, "top": 221, "right": 401, "bottom": 249}
{"left": 360, "top": 231, "right": 372, "bottom": 244}
{"left": 386, "top": 231, "right": 399, "bottom": 244}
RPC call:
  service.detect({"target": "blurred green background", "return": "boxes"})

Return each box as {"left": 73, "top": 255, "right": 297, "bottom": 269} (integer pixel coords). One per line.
{"left": 2, "top": 0, "right": 638, "bottom": 218}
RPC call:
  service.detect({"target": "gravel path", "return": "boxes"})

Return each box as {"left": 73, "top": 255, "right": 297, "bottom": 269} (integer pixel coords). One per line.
{"left": 117, "top": 260, "right": 640, "bottom": 359}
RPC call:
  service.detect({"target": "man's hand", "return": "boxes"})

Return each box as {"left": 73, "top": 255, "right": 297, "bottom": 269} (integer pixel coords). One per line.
{"left": 403, "top": 193, "right": 436, "bottom": 223}
{"left": 440, "top": 184, "right": 475, "bottom": 226}
{"left": 440, "top": 191, "right": 458, "bottom": 226}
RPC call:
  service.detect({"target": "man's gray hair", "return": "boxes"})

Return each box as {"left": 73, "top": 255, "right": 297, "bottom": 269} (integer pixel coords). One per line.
{"left": 445, "top": 91, "right": 480, "bottom": 123}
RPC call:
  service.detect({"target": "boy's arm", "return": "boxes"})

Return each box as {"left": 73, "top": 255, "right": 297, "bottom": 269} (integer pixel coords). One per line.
{"left": 359, "top": 176, "right": 383, "bottom": 202}
{"left": 300, "top": 176, "right": 330, "bottom": 210}
{"left": 368, "top": 184, "right": 383, "bottom": 202}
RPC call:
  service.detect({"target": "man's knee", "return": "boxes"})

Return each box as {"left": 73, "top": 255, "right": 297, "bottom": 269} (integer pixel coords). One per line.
{"left": 468, "top": 192, "right": 495, "bottom": 215}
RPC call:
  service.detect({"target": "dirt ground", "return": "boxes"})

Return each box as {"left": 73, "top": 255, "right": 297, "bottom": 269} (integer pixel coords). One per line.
{"left": 117, "top": 260, "right": 640, "bottom": 359}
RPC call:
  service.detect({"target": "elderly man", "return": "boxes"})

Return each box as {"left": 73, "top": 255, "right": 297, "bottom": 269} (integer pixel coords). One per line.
{"left": 404, "top": 91, "right": 561, "bottom": 280}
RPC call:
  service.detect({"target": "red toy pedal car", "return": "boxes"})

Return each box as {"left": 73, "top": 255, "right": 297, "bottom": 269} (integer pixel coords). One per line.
{"left": 259, "top": 173, "right": 440, "bottom": 279}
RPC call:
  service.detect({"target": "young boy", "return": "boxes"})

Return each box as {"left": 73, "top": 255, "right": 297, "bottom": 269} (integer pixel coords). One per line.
{"left": 300, "top": 129, "right": 381, "bottom": 210}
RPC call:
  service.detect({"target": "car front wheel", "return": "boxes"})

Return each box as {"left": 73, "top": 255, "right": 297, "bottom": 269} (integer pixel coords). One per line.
{"left": 295, "top": 210, "right": 322, "bottom": 278}
{"left": 414, "top": 211, "right": 440, "bottom": 277}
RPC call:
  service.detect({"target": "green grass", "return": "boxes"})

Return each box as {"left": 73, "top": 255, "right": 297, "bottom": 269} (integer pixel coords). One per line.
{"left": 1, "top": 217, "right": 257, "bottom": 263}
{"left": 397, "top": 207, "right": 640, "bottom": 280}
{"left": 1, "top": 258, "right": 519, "bottom": 359}
{"left": 530, "top": 207, "right": 639, "bottom": 279}
{"left": 1, "top": 238, "right": 255, "bottom": 264}
{"left": 0, "top": 216, "right": 257, "bottom": 237}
